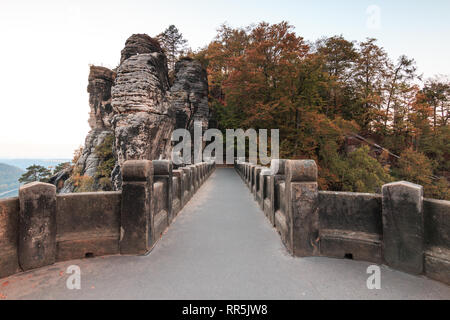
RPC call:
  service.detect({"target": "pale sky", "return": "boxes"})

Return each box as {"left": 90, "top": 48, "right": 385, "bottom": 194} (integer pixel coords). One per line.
{"left": 1, "top": 0, "right": 449, "bottom": 158}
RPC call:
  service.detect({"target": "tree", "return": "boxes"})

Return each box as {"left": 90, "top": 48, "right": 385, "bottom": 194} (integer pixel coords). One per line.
{"left": 422, "top": 77, "right": 450, "bottom": 129}
{"left": 95, "top": 134, "right": 115, "bottom": 190}
{"left": 19, "top": 165, "right": 52, "bottom": 184}
{"left": 157, "top": 25, "right": 188, "bottom": 72}
{"left": 352, "top": 38, "right": 389, "bottom": 132}
{"left": 383, "top": 55, "right": 418, "bottom": 133}
{"left": 316, "top": 35, "right": 358, "bottom": 118}
{"left": 193, "top": 22, "right": 449, "bottom": 199}
{"left": 325, "top": 146, "right": 392, "bottom": 193}
{"left": 392, "top": 148, "right": 432, "bottom": 188}
{"left": 391, "top": 148, "right": 449, "bottom": 200}
{"left": 53, "top": 162, "right": 71, "bottom": 174}
{"left": 72, "top": 146, "right": 83, "bottom": 164}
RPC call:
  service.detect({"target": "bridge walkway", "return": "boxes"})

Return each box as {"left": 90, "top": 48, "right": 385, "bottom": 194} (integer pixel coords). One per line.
{"left": 1, "top": 168, "right": 449, "bottom": 299}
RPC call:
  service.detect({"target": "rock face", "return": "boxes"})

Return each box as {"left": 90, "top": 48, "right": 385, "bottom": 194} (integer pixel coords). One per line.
{"left": 79, "top": 66, "right": 116, "bottom": 180}
{"left": 170, "top": 58, "right": 209, "bottom": 131}
{"left": 111, "top": 35, "right": 175, "bottom": 189}
{"left": 120, "top": 34, "right": 163, "bottom": 64}
{"left": 59, "top": 66, "right": 116, "bottom": 193}
{"left": 53, "top": 34, "right": 209, "bottom": 192}
{"left": 87, "top": 66, "right": 116, "bottom": 129}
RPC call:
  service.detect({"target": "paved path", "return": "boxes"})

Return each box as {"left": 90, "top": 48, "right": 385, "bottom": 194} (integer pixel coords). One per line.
{"left": 1, "top": 168, "right": 449, "bottom": 299}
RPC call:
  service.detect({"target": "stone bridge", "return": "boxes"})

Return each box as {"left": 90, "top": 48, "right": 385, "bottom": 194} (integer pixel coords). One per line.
{"left": 0, "top": 160, "right": 449, "bottom": 299}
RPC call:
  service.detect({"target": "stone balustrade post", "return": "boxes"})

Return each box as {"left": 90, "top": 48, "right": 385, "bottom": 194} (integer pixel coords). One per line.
{"left": 244, "top": 163, "right": 248, "bottom": 183}
{"left": 201, "top": 163, "right": 205, "bottom": 183}
{"left": 382, "top": 181, "right": 424, "bottom": 274}
{"left": 253, "top": 166, "right": 263, "bottom": 200}
{"left": 191, "top": 165, "right": 199, "bottom": 192}
{"left": 258, "top": 167, "right": 270, "bottom": 209}
{"left": 181, "top": 166, "right": 192, "bottom": 203}
{"left": 18, "top": 182, "right": 57, "bottom": 271}
{"left": 249, "top": 164, "right": 256, "bottom": 189}
{"left": 153, "top": 160, "right": 173, "bottom": 224}
{"left": 120, "top": 160, "right": 153, "bottom": 255}
{"left": 172, "top": 169, "right": 183, "bottom": 214}
{"left": 268, "top": 159, "right": 286, "bottom": 226}
{"left": 285, "top": 160, "right": 320, "bottom": 257}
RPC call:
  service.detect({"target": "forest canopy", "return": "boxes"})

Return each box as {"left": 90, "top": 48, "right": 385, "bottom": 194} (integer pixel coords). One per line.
{"left": 190, "top": 21, "right": 449, "bottom": 199}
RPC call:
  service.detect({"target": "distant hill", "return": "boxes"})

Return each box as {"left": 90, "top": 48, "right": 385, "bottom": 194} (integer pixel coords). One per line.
{"left": 0, "top": 159, "right": 70, "bottom": 171}
{"left": 0, "top": 163, "right": 24, "bottom": 199}
{"left": 0, "top": 159, "right": 71, "bottom": 199}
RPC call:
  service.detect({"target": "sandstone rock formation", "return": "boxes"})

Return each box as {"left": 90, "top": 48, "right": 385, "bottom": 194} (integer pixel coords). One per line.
{"left": 57, "top": 66, "right": 116, "bottom": 193}
{"left": 111, "top": 35, "right": 175, "bottom": 189}
{"left": 87, "top": 66, "right": 116, "bottom": 129}
{"left": 120, "top": 34, "right": 163, "bottom": 64}
{"left": 52, "top": 33, "right": 210, "bottom": 192}
{"left": 170, "top": 57, "right": 209, "bottom": 131}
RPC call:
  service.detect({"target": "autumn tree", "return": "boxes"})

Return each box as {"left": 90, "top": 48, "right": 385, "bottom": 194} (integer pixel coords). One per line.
{"left": 352, "top": 38, "right": 389, "bottom": 132}
{"left": 422, "top": 77, "right": 450, "bottom": 129}
{"left": 194, "top": 22, "right": 449, "bottom": 199}
{"left": 383, "top": 55, "right": 418, "bottom": 134}
{"left": 335, "top": 146, "right": 392, "bottom": 193}
{"left": 391, "top": 148, "right": 449, "bottom": 199}
{"left": 316, "top": 35, "right": 358, "bottom": 118}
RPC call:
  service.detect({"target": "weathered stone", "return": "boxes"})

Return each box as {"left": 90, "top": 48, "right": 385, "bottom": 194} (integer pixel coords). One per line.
{"left": 53, "top": 34, "right": 211, "bottom": 193}
{"left": 120, "top": 34, "right": 163, "bottom": 65}
{"left": 153, "top": 159, "right": 173, "bottom": 176}
{"left": 319, "top": 192, "right": 382, "bottom": 235}
{"left": 0, "top": 198, "right": 20, "bottom": 278}
{"left": 48, "top": 167, "right": 71, "bottom": 192}
{"left": 286, "top": 160, "right": 319, "bottom": 257}
{"left": 319, "top": 230, "right": 382, "bottom": 263}
{"left": 87, "top": 66, "right": 116, "bottom": 129}
{"left": 56, "top": 192, "right": 121, "bottom": 261}
{"left": 268, "top": 159, "right": 287, "bottom": 227}
{"left": 424, "top": 198, "right": 450, "bottom": 252}
{"left": 382, "top": 181, "right": 424, "bottom": 274}
{"left": 111, "top": 53, "right": 175, "bottom": 189}
{"left": 253, "top": 166, "right": 263, "bottom": 199}
{"left": 190, "top": 165, "right": 198, "bottom": 192}
{"left": 120, "top": 160, "right": 153, "bottom": 255}
{"left": 249, "top": 164, "right": 256, "bottom": 188}
{"left": 423, "top": 198, "right": 450, "bottom": 283}
{"left": 270, "top": 159, "right": 287, "bottom": 175}
{"left": 286, "top": 159, "right": 317, "bottom": 182}
{"left": 112, "top": 54, "right": 170, "bottom": 114}
{"left": 424, "top": 248, "right": 450, "bottom": 285}
{"left": 122, "top": 160, "right": 153, "bottom": 182}
{"left": 172, "top": 170, "right": 183, "bottom": 215}
{"left": 261, "top": 171, "right": 273, "bottom": 222}
{"left": 153, "top": 160, "right": 173, "bottom": 223}
{"left": 55, "top": 65, "right": 117, "bottom": 193}
{"left": 76, "top": 130, "right": 114, "bottom": 179}
{"left": 153, "top": 180, "right": 168, "bottom": 241}
{"left": 318, "top": 192, "right": 383, "bottom": 263}
{"left": 181, "top": 167, "right": 192, "bottom": 203}
{"left": 170, "top": 58, "right": 209, "bottom": 131}
{"left": 18, "top": 182, "right": 57, "bottom": 271}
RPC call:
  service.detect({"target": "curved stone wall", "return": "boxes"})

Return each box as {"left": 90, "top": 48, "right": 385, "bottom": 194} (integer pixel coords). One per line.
{"left": 0, "top": 160, "right": 215, "bottom": 279}
{"left": 236, "top": 159, "right": 450, "bottom": 286}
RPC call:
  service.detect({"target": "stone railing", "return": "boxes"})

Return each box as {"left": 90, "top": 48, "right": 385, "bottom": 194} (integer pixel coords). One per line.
{"left": 0, "top": 160, "right": 215, "bottom": 279}
{"left": 235, "top": 159, "right": 450, "bottom": 285}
